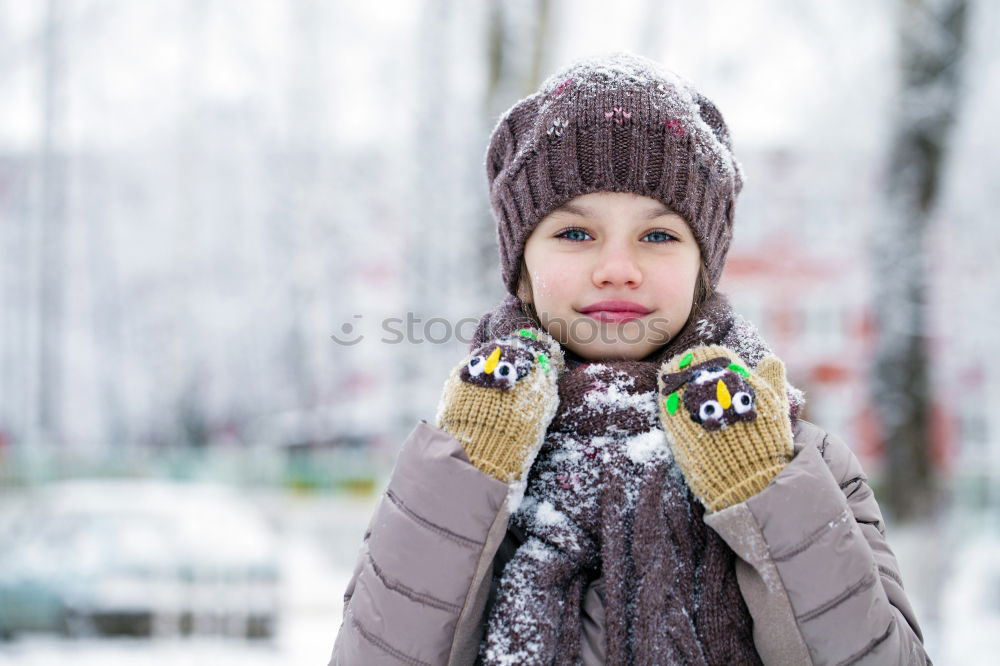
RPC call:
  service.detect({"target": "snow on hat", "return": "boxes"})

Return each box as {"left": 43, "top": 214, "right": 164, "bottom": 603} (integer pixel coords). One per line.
{"left": 485, "top": 52, "right": 744, "bottom": 296}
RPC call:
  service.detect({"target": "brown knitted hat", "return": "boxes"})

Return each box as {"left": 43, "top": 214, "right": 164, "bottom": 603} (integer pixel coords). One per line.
{"left": 486, "top": 52, "right": 744, "bottom": 296}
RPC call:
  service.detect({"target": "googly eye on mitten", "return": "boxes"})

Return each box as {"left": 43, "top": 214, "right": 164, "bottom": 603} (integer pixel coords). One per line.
{"left": 436, "top": 329, "right": 564, "bottom": 484}
{"left": 656, "top": 344, "right": 794, "bottom": 513}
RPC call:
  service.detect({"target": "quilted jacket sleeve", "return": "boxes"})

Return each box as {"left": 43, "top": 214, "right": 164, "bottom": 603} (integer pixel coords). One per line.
{"left": 329, "top": 420, "right": 512, "bottom": 666}
{"left": 704, "top": 420, "right": 930, "bottom": 665}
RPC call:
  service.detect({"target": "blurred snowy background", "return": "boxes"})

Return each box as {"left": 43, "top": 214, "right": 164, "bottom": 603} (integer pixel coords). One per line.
{"left": 1, "top": 0, "right": 998, "bottom": 663}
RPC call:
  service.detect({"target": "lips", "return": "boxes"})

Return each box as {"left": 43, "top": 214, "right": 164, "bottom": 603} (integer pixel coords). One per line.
{"left": 580, "top": 300, "right": 653, "bottom": 314}
{"left": 579, "top": 300, "right": 652, "bottom": 323}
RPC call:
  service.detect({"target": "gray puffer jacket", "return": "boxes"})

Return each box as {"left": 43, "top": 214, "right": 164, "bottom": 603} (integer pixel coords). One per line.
{"left": 329, "top": 419, "right": 929, "bottom": 665}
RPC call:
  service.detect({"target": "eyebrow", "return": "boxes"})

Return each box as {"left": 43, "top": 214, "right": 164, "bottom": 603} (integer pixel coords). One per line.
{"left": 550, "top": 201, "right": 675, "bottom": 220}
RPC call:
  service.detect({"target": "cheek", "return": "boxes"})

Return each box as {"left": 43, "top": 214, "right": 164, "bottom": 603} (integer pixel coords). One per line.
{"left": 529, "top": 270, "right": 550, "bottom": 298}
{"left": 651, "top": 263, "right": 699, "bottom": 303}
{"left": 527, "top": 257, "right": 571, "bottom": 300}
{"left": 529, "top": 273, "right": 564, "bottom": 312}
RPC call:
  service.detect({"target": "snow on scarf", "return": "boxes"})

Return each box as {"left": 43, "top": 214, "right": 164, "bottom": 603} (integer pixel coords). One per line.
{"left": 470, "top": 292, "right": 801, "bottom": 664}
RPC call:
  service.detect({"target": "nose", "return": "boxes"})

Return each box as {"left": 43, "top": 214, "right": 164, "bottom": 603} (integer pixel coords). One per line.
{"left": 592, "top": 243, "right": 642, "bottom": 288}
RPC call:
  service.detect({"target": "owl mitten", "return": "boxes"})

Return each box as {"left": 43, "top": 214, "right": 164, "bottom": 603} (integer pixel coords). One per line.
{"left": 436, "top": 329, "right": 564, "bottom": 483}
{"left": 656, "top": 344, "right": 794, "bottom": 512}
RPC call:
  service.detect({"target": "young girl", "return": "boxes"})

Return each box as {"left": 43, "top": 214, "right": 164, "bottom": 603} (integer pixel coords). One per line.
{"left": 330, "top": 53, "right": 929, "bottom": 665}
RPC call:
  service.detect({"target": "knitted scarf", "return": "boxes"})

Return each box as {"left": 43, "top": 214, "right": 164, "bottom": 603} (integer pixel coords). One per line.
{"left": 473, "top": 292, "right": 803, "bottom": 665}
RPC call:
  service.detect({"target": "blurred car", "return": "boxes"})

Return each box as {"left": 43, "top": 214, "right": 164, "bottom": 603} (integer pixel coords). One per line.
{"left": 0, "top": 480, "right": 281, "bottom": 640}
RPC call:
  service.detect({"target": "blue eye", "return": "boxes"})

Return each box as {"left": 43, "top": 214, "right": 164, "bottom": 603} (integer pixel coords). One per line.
{"left": 643, "top": 230, "right": 676, "bottom": 243}
{"left": 555, "top": 228, "right": 676, "bottom": 243}
{"left": 556, "top": 228, "right": 591, "bottom": 241}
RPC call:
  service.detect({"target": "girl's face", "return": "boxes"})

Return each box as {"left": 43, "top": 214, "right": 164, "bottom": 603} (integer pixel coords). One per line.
{"left": 521, "top": 191, "right": 702, "bottom": 361}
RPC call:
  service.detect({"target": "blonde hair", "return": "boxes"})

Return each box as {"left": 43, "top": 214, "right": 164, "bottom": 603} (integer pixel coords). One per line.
{"left": 515, "top": 259, "right": 539, "bottom": 324}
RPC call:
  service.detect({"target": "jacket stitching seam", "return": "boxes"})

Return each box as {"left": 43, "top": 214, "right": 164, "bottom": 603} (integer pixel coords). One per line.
{"left": 367, "top": 551, "right": 462, "bottom": 613}
{"left": 796, "top": 568, "right": 877, "bottom": 623}
{"left": 772, "top": 508, "right": 851, "bottom": 562}
{"left": 844, "top": 482, "right": 865, "bottom": 500}
{"left": 350, "top": 613, "right": 434, "bottom": 666}
{"left": 856, "top": 518, "right": 885, "bottom": 535}
{"left": 877, "top": 564, "right": 904, "bottom": 587}
{"left": 839, "top": 475, "right": 867, "bottom": 492}
{"left": 386, "top": 489, "right": 483, "bottom": 549}
{"left": 835, "top": 620, "right": 894, "bottom": 666}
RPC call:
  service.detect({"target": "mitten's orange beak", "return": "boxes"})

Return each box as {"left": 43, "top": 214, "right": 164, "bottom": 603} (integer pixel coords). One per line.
{"left": 717, "top": 379, "right": 731, "bottom": 409}
{"left": 484, "top": 347, "right": 502, "bottom": 374}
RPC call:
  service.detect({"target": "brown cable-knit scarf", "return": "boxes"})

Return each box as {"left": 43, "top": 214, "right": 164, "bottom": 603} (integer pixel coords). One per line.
{"left": 471, "top": 292, "right": 803, "bottom": 665}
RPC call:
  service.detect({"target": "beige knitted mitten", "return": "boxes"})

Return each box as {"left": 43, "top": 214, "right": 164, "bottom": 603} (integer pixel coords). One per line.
{"left": 657, "top": 344, "right": 794, "bottom": 512}
{"left": 436, "top": 329, "right": 564, "bottom": 483}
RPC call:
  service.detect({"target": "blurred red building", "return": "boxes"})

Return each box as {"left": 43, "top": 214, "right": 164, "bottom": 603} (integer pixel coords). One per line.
{"left": 719, "top": 147, "right": 969, "bottom": 479}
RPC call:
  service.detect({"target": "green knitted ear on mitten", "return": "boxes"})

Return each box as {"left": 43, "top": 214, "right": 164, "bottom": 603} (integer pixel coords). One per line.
{"left": 436, "top": 329, "right": 564, "bottom": 483}
{"left": 657, "top": 344, "right": 794, "bottom": 512}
